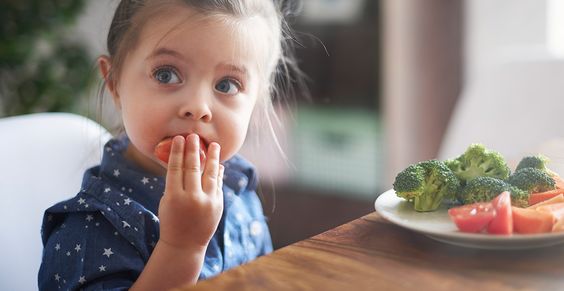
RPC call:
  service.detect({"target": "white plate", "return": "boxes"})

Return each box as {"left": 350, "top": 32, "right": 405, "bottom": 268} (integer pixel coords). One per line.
{"left": 374, "top": 189, "right": 564, "bottom": 250}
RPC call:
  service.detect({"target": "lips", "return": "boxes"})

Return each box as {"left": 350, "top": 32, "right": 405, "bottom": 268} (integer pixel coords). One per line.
{"left": 154, "top": 135, "right": 207, "bottom": 164}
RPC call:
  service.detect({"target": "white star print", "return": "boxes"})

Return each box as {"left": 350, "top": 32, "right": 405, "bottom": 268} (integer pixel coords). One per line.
{"left": 55, "top": 243, "right": 61, "bottom": 251}
{"left": 78, "top": 276, "right": 86, "bottom": 284}
{"left": 224, "top": 231, "right": 232, "bottom": 246}
{"left": 141, "top": 177, "right": 149, "bottom": 184}
{"left": 238, "top": 178, "right": 247, "bottom": 188}
{"left": 66, "top": 251, "right": 71, "bottom": 256}
{"left": 122, "top": 221, "right": 131, "bottom": 228}
{"left": 74, "top": 244, "right": 81, "bottom": 252}
{"left": 102, "top": 248, "right": 114, "bottom": 258}
{"left": 99, "top": 265, "right": 106, "bottom": 272}
{"left": 77, "top": 198, "right": 86, "bottom": 205}
{"left": 113, "top": 169, "right": 120, "bottom": 177}
{"left": 250, "top": 220, "right": 263, "bottom": 236}
{"left": 124, "top": 198, "right": 132, "bottom": 205}
{"left": 54, "top": 274, "right": 61, "bottom": 281}
{"left": 86, "top": 215, "right": 94, "bottom": 222}
{"left": 104, "top": 187, "right": 111, "bottom": 193}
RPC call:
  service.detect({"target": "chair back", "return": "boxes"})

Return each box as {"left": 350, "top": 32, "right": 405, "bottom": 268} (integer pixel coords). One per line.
{"left": 0, "top": 113, "right": 111, "bottom": 291}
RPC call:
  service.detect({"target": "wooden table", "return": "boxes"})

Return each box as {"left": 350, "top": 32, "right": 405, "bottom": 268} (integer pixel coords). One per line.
{"left": 178, "top": 212, "right": 564, "bottom": 290}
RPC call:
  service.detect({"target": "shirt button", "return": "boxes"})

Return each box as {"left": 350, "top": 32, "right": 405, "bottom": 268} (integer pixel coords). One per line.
{"left": 250, "top": 220, "right": 262, "bottom": 237}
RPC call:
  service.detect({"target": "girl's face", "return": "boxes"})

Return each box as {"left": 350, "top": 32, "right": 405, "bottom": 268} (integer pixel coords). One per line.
{"left": 103, "top": 6, "right": 271, "bottom": 175}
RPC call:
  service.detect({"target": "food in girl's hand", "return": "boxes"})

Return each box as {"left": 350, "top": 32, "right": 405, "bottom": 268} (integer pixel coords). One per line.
{"left": 392, "top": 160, "right": 460, "bottom": 212}
{"left": 154, "top": 136, "right": 207, "bottom": 164}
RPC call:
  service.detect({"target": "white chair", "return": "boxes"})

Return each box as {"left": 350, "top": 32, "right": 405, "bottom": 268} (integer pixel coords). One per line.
{"left": 0, "top": 112, "right": 111, "bottom": 291}
{"left": 438, "top": 57, "right": 564, "bottom": 169}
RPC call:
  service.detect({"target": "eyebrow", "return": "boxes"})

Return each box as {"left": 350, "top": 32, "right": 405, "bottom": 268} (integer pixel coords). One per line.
{"left": 146, "top": 47, "right": 249, "bottom": 77}
{"left": 220, "top": 63, "right": 248, "bottom": 77}
{"left": 146, "top": 47, "right": 185, "bottom": 61}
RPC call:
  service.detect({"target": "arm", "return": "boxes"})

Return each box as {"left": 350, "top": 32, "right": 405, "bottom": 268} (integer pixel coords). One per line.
{"left": 131, "top": 135, "right": 224, "bottom": 290}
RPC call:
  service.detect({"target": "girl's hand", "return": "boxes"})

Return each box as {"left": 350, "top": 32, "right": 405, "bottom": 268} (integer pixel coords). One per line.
{"left": 157, "top": 134, "right": 224, "bottom": 249}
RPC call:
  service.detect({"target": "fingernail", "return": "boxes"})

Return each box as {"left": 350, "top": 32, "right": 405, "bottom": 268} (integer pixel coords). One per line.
{"left": 187, "top": 134, "right": 198, "bottom": 145}
{"left": 173, "top": 135, "right": 184, "bottom": 145}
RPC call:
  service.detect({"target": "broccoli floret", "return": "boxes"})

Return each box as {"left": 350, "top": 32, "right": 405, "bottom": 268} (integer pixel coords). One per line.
{"left": 507, "top": 167, "right": 556, "bottom": 194}
{"left": 444, "top": 143, "right": 510, "bottom": 186}
{"left": 459, "top": 176, "right": 529, "bottom": 207}
{"left": 393, "top": 160, "right": 460, "bottom": 212}
{"left": 515, "top": 154, "right": 558, "bottom": 177}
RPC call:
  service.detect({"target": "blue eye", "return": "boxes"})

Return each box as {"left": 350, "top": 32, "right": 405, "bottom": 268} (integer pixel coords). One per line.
{"left": 215, "top": 79, "right": 240, "bottom": 95}
{"left": 153, "top": 67, "right": 181, "bottom": 84}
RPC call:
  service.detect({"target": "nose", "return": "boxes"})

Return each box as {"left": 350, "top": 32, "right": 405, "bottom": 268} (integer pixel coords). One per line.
{"left": 178, "top": 91, "right": 212, "bottom": 122}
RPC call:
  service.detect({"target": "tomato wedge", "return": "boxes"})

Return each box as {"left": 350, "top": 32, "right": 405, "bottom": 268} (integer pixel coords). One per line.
{"left": 512, "top": 206, "right": 553, "bottom": 234}
{"left": 487, "top": 191, "right": 513, "bottom": 235}
{"left": 448, "top": 202, "right": 496, "bottom": 233}
{"left": 154, "top": 136, "right": 207, "bottom": 164}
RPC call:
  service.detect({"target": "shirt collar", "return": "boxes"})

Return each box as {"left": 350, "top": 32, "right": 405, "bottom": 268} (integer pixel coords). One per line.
{"left": 99, "top": 135, "right": 165, "bottom": 213}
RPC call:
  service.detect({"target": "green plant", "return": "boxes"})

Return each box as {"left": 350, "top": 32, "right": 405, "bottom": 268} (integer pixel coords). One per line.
{"left": 0, "top": 0, "right": 93, "bottom": 116}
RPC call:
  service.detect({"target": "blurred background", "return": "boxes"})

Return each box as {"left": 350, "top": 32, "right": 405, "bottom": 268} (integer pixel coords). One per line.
{"left": 3, "top": 0, "right": 564, "bottom": 250}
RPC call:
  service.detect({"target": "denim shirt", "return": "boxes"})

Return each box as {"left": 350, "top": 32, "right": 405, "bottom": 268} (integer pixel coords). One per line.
{"left": 38, "top": 136, "right": 272, "bottom": 290}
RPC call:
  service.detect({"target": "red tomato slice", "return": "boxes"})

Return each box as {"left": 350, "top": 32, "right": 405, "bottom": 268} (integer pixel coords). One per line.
{"left": 448, "top": 202, "right": 496, "bottom": 233}
{"left": 154, "top": 136, "right": 207, "bottom": 164}
{"left": 487, "top": 191, "right": 513, "bottom": 235}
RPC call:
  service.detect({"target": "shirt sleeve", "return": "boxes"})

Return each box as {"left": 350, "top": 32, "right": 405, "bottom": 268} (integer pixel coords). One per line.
{"left": 39, "top": 211, "right": 145, "bottom": 290}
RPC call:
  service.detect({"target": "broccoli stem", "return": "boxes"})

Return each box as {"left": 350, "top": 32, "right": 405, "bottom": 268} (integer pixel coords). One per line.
{"left": 413, "top": 193, "right": 442, "bottom": 212}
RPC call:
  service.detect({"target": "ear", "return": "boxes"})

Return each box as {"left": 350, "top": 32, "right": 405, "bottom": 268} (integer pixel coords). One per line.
{"left": 97, "top": 55, "right": 121, "bottom": 109}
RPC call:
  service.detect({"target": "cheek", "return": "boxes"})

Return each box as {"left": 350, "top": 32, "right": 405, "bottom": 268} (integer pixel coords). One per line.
{"left": 217, "top": 111, "right": 252, "bottom": 160}
{"left": 120, "top": 99, "right": 167, "bottom": 154}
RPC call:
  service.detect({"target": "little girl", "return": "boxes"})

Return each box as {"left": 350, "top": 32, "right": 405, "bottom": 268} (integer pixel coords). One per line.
{"left": 38, "top": 0, "right": 303, "bottom": 290}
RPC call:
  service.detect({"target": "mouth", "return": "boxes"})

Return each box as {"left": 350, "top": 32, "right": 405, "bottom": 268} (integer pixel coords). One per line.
{"left": 154, "top": 134, "right": 208, "bottom": 164}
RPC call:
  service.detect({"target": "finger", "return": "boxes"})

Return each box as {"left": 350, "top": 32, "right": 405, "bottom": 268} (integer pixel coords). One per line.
{"left": 165, "top": 136, "right": 185, "bottom": 192}
{"left": 217, "top": 164, "right": 225, "bottom": 196}
{"left": 183, "top": 134, "right": 202, "bottom": 191}
{"left": 202, "top": 142, "right": 221, "bottom": 194}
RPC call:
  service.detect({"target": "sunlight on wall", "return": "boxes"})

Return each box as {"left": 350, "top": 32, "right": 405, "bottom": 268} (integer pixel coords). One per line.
{"left": 547, "top": 0, "right": 564, "bottom": 57}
